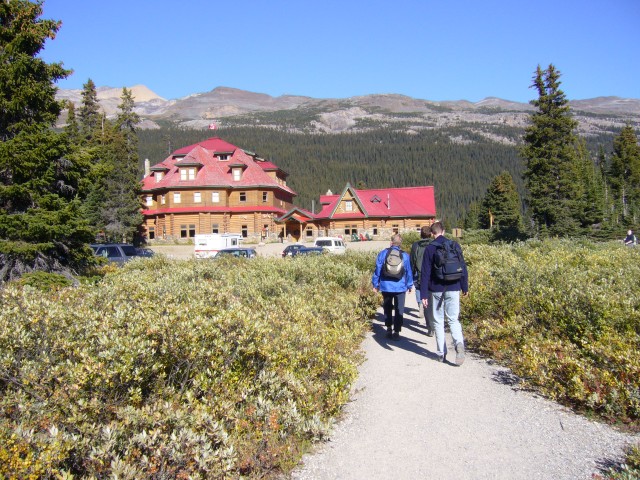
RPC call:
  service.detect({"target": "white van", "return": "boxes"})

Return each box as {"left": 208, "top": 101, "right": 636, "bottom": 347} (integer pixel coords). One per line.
{"left": 194, "top": 233, "right": 243, "bottom": 258}
{"left": 314, "top": 237, "right": 347, "bottom": 254}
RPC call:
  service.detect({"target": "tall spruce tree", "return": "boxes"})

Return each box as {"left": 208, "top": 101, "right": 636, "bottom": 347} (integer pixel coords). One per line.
{"left": 608, "top": 124, "right": 640, "bottom": 226}
{"left": 0, "top": 0, "right": 94, "bottom": 282}
{"left": 78, "top": 78, "right": 101, "bottom": 142}
{"left": 520, "top": 64, "right": 587, "bottom": 236}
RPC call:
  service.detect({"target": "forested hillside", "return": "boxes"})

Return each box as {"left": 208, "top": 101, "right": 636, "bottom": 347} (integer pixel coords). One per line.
{"left": 138, "top": 121, "right": 619, "bottom": 224}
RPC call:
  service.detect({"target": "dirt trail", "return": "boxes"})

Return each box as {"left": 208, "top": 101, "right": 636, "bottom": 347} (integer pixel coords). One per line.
{"left": 288, "top": 293, "right": 638, "bottom": 480}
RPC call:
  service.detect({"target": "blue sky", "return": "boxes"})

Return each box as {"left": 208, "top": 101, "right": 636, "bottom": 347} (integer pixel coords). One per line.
{"left": 40, "top": 0, "right": 640, "bottom": 103}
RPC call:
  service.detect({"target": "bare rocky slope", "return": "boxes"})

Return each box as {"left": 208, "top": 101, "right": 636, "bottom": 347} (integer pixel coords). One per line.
{"left": 56, "top": 85, "right": 640, "bottom": 139}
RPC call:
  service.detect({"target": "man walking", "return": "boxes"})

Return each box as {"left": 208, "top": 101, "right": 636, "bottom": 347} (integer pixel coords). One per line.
{"left": 420, "top": 222, "right": 468, "bottom": 365}
{"left": 410, "top": 226, "right": 434, "bottom": 336}
{"left": 372, "top": 234, "right": 414, "bottom": 340}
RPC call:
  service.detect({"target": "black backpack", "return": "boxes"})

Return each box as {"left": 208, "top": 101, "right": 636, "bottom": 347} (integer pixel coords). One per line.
{"left": 383, "top": 248, "right": 405, "bottom": 280}
{"left": 433, "top": 239, "right": 465, "bottom": 282}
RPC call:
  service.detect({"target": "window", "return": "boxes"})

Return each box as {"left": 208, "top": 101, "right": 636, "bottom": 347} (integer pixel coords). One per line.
{"left": 392, "top": 224, "right": 399, "bottom": 234}
{"left": 212, "top": 192, "right": 219, "bottom": 203}
{"left": 233, "top": 168, "right": 241, "bottom": 181}
{"left": 145, "top": 195, "right": 153, "bottom": 207}
{"left": 212, "top": 224, "right": 219, "bottom": 234}
{"left": 181, "top": 224, "right": 196, "bottom": 238}
{"left": 241, "top": 225, "right": 248, "bottom": 237}
{"left": 148, "top": 226, "right": 155, "bottom": 240}
{"left": 262, "top": 191, "right": 268, "bottom": 203}
{"left": 218, "top": 154, "right": 229, "bottom": 161}
{"left": 173, "top": 192, "right": 181, "bottom": 204}
{"left": 161, "top": 195, "right": 166, "bottom": 205}
{"left": 193, "top": 192, "right": 201, "bottom": 203}
{"left": 239, "top": 192, "right": 246, "bottom": 202}
{"left": 372, "top": 225, "right": 378, "bottom": 236}
{"left": 306, "top": 228, "right": 313, "bottom": 238}
{"left": 180, "top": 168, "right": 196, "bottom": 181}
{"left": 345, "top": 200, "right": 353, "bottom": 211}
{"left": 156, "top": 172, "right": 164, "bottom": 182}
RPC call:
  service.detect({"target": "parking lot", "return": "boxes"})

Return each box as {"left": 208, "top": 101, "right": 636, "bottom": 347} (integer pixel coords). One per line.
{"left": 150, "top": 240, "right": 389, "bottom": 260}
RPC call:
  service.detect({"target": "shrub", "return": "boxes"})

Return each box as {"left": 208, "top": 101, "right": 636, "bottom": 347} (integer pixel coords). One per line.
{"left": 462, "top": 239, "right": 640, "bottom": 427}
{"left": 0, "top": 254, "right": 379, "bottom": 478}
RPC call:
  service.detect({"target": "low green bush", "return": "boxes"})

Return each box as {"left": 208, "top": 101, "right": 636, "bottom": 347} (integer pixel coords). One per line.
{"left": 462, "top": 239, "right": 640, "bottom": 428}
{"left": 0, "top": 253, "right": 379, "bottom": 478}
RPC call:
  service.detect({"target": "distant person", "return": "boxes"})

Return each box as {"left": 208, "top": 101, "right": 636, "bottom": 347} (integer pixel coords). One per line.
{"left": 410, "top": 226, "right": 434, "bottom": 336}
{"left": 420, "top": 222, "right": 469, "bottom": 365}
{"left": 624, "top": 230, "right": 637, "bottom": 246}
{"left": 372, "top": 234, "right": 414, "bottom": 340}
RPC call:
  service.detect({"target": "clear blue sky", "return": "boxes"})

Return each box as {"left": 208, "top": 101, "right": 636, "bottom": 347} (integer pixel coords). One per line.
{"left": 40, "top": 0, "right": 640, "bottom": 103}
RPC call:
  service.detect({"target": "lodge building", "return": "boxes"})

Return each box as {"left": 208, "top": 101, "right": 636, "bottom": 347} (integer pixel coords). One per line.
{"left": 141, "top": 137, "right": 437, "bottom": 242}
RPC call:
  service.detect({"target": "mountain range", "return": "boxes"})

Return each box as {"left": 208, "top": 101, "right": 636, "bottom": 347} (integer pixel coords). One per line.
{"left": 56, "top": 85, "right": 640, "bottom": 139}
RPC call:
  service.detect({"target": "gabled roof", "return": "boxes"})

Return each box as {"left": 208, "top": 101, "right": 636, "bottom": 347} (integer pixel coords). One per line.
{"left": 316, "top": 185, "right": 436, "bottom": 219}
{"left": 141, "top": 138, "right": 296, "bottom": 195}
{"left": 275, "top": 206, "right": 316, "bottom": 223}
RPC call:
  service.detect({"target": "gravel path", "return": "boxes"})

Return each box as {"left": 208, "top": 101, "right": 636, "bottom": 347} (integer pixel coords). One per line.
{"left": 288, "top": 292, "right": 638, "bottom": 480}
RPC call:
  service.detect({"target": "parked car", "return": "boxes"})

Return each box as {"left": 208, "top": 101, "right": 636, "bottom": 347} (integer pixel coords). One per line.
{"left": 90, "top": 243, "right": 142, "bottom": 264}
{"left": 313, "top": 237, "right": 347, "bottom": 254}
{"left": 135, "top": 247, "right": 155, "bottom": 257}
{"left": 215, "top": 247, "right": 257, "bottom": 259}
{"left": 282, "top": 244, "right": 306, "bottom": 257}
{"left": 295, "top": 246, "right": 324, "bottom": 256}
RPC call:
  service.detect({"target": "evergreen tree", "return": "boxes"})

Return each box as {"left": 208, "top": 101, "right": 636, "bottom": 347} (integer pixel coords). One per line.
{"left": 520, "top": 64, "right": 584, "bottom": 236}
{"left": 0, "top": 0, "right": 94, "bottom": 281}
{"left": 608, "top": 124, "right": 640, "bottom": 225}
{"left": 463, "top": 200, "right": 482, "bottom": 229}
{"left": 78, "top": 78, "right": 101, "bottom": 141}
{"left": 480, "top": 171, "right": 522, "bottom": 229}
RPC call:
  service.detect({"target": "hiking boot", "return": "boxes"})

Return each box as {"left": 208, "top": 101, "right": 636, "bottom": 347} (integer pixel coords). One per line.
{"left": 455, "top": 343, "right": 466, "bottom": 366}
{"left": 386, "top": 327, "right": 393, "bottom": 339}
{"left": 392, "top": 331, "right": 400, "bottom": 340}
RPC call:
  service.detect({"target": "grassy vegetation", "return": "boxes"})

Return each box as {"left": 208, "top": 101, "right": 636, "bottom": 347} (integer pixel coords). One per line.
{"left": 2, "top": 240, "right": 639, "bottom": 478}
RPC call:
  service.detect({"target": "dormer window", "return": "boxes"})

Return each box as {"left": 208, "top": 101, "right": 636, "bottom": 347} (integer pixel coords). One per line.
{"left": 180, "top": 167, "right": 196, "bottom": 181}
{"left": 155, "top": 172, "right": 164, "bottom": 183}
{"left": 218, "top": 154, "right": 229, "bottom": 161}
{"left": 232, "top": 168, "right": 242, "bottom": 181}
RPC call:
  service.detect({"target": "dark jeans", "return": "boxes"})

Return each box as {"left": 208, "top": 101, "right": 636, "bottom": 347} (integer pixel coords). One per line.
{"left": 382, "top": 291, "right": 406, "bottom": 332}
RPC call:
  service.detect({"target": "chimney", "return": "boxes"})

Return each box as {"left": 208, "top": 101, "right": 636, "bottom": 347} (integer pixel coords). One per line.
{"left": 144, "top": 158, "right": 151, "bottom": 177}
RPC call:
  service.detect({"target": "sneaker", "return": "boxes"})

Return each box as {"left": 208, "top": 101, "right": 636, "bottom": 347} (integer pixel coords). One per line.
{"left": 392, "top": 331, "right": 400, "bottom": 340}
{"left": 425, "top": 328, "right": 434, "bottom": 337}
{"left": 455, "top": 343, "right": 466, "bottom": 366}
{"left": 437, "top": 354, "right": 445, "bottom": 362}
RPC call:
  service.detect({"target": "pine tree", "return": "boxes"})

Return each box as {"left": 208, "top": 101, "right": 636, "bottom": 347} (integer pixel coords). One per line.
{"left": 0, "top": 0, "right": 94, "bottom": 282}
{"left": 480, "top": 171, "right": 522, "bottom": 229}
{"left": 608, "top": 124, "right": 640, "bottom": 225}
{"left": 520, "top": 64, "right": 584, "bottom": 236}
{"left": 78, "top": 78, "right": 101, "bottom": 142}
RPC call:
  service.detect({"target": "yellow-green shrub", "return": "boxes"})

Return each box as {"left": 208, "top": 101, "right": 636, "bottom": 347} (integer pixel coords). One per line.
{"left": 0, "top": 253, "right": 378, "bottom": 478}
{"left": 462, "top": 239, "right": 640, "bottom": 427}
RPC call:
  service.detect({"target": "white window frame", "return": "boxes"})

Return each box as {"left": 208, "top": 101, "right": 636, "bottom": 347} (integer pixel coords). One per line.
{"left": 145, "top": 195, "right": 153, "bottom": 207}
{"left": 193, "top": 192, "right": 201, "bottom": 203}
{"left": 233, "top": 168, "right": 241, "bottom": 181}
{"left": 174, "top": 192, "right": 181, "bottom": 204}
{"left": 155, "top": 172, "right": 164, "bottom": 182}
{"left": 345, "top": 200, "right": 353, "bottom": 212}
{"left": 212, "top": 192, "right": 219, "bottom": 203}
{"left": 161, "top": 194, "right": 166, "bottom": 205}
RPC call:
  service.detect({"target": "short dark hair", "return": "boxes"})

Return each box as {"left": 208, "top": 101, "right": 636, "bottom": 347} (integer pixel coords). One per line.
{"left": 420, "top": 226, "right": 430, "bottom": 238}
{"left": 430, "top": 221, "right": 444, "bottom": 235}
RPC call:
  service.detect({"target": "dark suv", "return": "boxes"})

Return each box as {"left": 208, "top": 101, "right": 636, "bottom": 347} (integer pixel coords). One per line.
{"left": 91, "top": 243, "right": 149, "bottom": 264}
{"left": 282, "top": 244, "right": 306, "bottom": 257}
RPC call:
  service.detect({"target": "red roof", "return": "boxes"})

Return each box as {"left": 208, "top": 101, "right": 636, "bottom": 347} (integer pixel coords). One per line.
{"left": 316, "top": 185, "right": 436, "bottom": 219}
{"left": 141, "top": 138, "right": 296, "bottom": 196}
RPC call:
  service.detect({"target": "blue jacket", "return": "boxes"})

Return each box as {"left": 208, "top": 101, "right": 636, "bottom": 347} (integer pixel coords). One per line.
{"left": 419, "top": 235, "right": 468, "bottom": 297}
{"left": 371, "top": 246, "right": 414, "bottom": 293}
